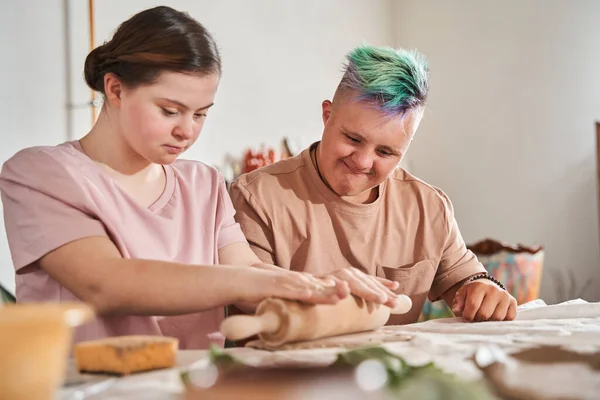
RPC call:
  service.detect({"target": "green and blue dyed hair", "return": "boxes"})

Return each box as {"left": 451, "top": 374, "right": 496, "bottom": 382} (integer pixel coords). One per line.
{"left": 337, "top": 44, "right": 429, "bottom": 117}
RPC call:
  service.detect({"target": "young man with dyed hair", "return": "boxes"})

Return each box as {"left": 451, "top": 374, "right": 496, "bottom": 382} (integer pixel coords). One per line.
{"left": 230, "top": 44, "right": 517, "bottom": 324}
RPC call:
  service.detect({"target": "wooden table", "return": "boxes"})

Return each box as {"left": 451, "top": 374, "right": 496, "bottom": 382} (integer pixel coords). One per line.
{"left": 59, "top": 300, "right": 600, "bottom": 400}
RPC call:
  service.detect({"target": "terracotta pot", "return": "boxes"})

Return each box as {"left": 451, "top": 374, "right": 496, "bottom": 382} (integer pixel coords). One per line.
{"left": 0, "top": 302, "right": 94, "bottom": 399}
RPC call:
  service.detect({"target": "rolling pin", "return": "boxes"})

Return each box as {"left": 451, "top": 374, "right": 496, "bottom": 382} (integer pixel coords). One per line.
{"left": 220, "top": 294, "right": 412, "bottom": 348}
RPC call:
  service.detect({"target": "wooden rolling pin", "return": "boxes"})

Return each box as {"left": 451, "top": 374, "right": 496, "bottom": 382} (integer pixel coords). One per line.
{"left": 220, "top": 294, "right": 412, "bottom": 348}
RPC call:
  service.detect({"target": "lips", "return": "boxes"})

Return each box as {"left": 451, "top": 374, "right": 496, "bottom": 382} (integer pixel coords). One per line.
{"left": 343, "top": 160, "right": 368, "bottom": 175}
{"left": 163, "top": 145, "right": 185, "bottom": 155}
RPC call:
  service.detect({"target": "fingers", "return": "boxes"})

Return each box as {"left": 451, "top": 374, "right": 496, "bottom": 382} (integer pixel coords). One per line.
{"left": 277, "top": 279, "right": 341, "bottom": 305}
{"left": 477, "top": 292, "right": 518, "bottom": 322}
{"left": 298, "top": 272, "right": 351, "bottom": 299}
{"left": 297, "top": 272, "right": 334, "bottom": 287}
{"left": 320, "top": 274, "right": 351, "bottom": 299}
{"left": 506, "top": 296, "right": 518, "bottom": 320}
{"left": 301, "top": 286, "right": 343, "bottom": 304}
{"left": 376, "top": 277, "right": 400, "bottom": 291}
{"left": 374, "top": 277, "right": 401, "bottom": 307}
{"left": 460, "top": 285, "right": 486, "bottom": 322}
{"left": 461, "top": 281, "right": 519, "bottom": 322}
{"left": 452, "top": 287, "right": 466, "bottom": 316}
{"left": 295, "top": 272, "right": 350, "bottom": 299}
{"left": 347, "top": 272, "right": 387, "bottom": 304}
{"left": 264, "top": 267, "right": 403, "bottom": 308}
{"left": 474, "top": 293, "right": 498, "bottom": 322}
{"left": 339, "top": 268, "right": 398, "bottom": 306}
{"left": 489, "top": 295, "right": 511, "bottom": 321}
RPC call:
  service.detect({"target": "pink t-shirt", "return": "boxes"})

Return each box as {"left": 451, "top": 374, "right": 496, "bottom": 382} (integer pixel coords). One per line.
{"left": 0, "top": 141, "right": 247, "bottom": 349}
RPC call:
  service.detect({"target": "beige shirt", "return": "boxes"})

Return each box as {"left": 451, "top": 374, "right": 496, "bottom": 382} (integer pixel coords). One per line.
{"left": 230, "top": 143, "right": 485, "bottom": 324}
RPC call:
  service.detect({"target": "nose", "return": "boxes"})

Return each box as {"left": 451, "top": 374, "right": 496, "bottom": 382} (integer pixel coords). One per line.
{"left": 173, "top": 117, "right": 195, "bottom": 140}
{"left": 349, "top": 150, "right": 374, "bottom": 173}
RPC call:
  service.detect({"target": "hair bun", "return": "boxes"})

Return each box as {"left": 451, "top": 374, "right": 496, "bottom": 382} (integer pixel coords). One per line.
{"left": 84, "top": 44, "right": 107, "bottom": 92}
{"left": 81, "top": 6, "right": 221, "bottom": 94}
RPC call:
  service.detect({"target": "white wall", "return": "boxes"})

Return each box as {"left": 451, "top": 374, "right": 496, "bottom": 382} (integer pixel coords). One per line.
{"left": 0, "top": 0, "right": 70, "bottom": 293}
{"left": 84, "top": 0, "right": 395, "bottom": 168}
{"left": 392, "top": 0, "right": 600, "bottom": 303}
{"left": 0, "top": 0, "right": 394, "bottom": 293}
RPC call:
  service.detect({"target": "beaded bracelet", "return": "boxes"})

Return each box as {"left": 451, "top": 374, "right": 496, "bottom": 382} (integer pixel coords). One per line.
{"left": 465, "top": 273, "right": 507, "bottom": 291}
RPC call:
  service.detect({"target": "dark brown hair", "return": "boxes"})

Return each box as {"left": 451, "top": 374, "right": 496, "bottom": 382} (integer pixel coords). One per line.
{"left": 84, "top": 6, "right": 221, "bottom": 93}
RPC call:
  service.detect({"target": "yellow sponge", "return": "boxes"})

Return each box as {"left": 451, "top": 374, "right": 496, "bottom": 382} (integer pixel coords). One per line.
{"left": 74, "top": 335, "right": 178, "bottom": 375}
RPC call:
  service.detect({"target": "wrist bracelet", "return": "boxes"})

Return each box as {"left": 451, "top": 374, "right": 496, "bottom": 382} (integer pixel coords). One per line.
{"left": 465, "top": 273, "right": 506, "bottom": 291}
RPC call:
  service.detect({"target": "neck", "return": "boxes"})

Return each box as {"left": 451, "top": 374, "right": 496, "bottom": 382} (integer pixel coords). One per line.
{"left": 313, "top": 143, "right": 334, "bottom": 193}
{"left": 79, "top": 107, "right": 155, "bottom": 177}
{"left": 312, "top": 143, "right": 378, "bottom": 205}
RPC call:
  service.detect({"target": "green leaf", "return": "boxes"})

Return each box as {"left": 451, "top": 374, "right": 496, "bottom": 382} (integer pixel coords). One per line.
{"left": 208, "top": 344, "right": 243, "bottom": 369}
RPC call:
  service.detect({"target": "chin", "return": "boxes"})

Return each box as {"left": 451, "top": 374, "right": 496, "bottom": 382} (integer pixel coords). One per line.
{"left": 332, "top": 182, "right": 358, "bottom": 197}
{"left": 338, "top": 178, "right": 382, "bottom": 197}
{"left": 338, "top": 177, "right": 368, "bottom": 194}
{"left": 151, "top": 154, "right": 179, "bottom": 165}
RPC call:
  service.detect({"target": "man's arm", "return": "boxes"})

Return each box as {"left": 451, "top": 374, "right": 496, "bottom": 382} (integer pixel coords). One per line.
{"left": 432, "top": 189, "right": 516, "bottom": 321}
{"left": 428, "top": 189, "right": 487, "bottom": 304}
{"left": 229, "top": 180, "right": 278, "bottom": 265}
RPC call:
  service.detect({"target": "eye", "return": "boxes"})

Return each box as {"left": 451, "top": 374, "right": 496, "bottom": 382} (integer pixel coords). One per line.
{"left": 345, "top": 133, "right": 360, "bottom": 143}
{"left": 162, "top": 108, "right": 178, "bottom": 116}
{"left": 377, "top": 149, "right": 393, "bottom": 157}
{"left": 193, "top": 113, "right": 207, "bottom": 120}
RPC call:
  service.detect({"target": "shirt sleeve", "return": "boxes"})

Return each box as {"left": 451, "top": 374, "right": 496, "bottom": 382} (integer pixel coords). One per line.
{"left": 0, "top": 149, "right": 107, "bottom": 271}
{"left": 428, "top": 188, "right": 486, "bottom": 301}
{"left": 215, "top": 173, "right": 248, "bottom": 249}
{"left": 228, "top": 179, "right": 276, "bottom": 265}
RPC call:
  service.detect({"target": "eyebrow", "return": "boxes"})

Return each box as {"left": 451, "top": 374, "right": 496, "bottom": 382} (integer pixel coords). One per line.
{"left": 158, "top": 97, "right": 214, "bottom": 112}
{"left": 341, "top": 127, "right": 402, "bottom": 155}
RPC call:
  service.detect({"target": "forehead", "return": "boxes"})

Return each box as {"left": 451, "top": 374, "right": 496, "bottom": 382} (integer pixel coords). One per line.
{"left": 333, "top": 99, "right": 422, "bottom": 146}
{"left": 132, "top": 71, "right": 220, "bottom": 106}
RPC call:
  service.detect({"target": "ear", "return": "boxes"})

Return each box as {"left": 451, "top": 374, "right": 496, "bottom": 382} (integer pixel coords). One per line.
{"left": 103, "top": 73, "right": 124, "bottom": 108}
{"left": 321, "top": 100, "right": 332, "bottom": 125}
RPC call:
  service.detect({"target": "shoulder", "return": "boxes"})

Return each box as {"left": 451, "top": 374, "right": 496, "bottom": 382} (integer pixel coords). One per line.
{"left": 388, "top": 167, "right": 454, "bottom": 213}
{"left": 0, "top": 143, "right": 100, "bottom": 213}
{"left": 3, "top": 144, "right": 69, "bottom": 167}
{"left": 171, "top": 158, "right": 225, "bottom": 185}
{"left": 1, "top": 143, "right": 83, "bottom": 183}
{"left": 231, "top": 153, "right": 306, "bottom": 197}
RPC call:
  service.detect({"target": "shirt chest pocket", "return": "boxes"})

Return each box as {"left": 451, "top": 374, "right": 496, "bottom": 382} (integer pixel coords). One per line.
{"left": 376, "top": 260, "right": 436, "bottom": 325}
{"left": 376, "top": 260, "right": 435, "bottom": 293}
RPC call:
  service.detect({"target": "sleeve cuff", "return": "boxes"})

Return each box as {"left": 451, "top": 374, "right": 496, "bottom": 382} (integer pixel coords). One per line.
{"left": 428, "top": 260, "right": 486, "bottom": 302}
{"left": 14, "top": 223, "right": 107, "bottom": 272}
{"left": 217, "top": 223, "right": 248, "bottom": 249}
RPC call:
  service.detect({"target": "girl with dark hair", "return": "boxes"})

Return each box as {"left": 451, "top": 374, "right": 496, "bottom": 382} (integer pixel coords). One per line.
{"left": 0, "top": 6, "right": 388, "bottom": 349}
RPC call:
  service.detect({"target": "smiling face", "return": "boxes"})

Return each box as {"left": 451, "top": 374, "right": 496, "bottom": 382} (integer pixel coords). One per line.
{"left": 109, "top": 71, "right": 220, "bottom": 165}
{"left": 316, "top": 94, "right": 423, "bottom": 202}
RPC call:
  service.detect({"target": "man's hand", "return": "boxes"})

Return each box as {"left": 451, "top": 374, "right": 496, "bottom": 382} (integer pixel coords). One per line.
{"left": 320, "top": 267, "right": 400, "bottom": 308}
{"left": 452, "top": 279, "right": 517, "bottom": 322}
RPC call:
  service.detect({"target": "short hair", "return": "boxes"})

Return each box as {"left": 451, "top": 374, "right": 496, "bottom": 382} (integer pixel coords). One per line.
{"left": 337, "top": 44, "right": 429, "bottom": 117}
{"left": 84, "top": 6, "right": 221, "bottom": 94}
